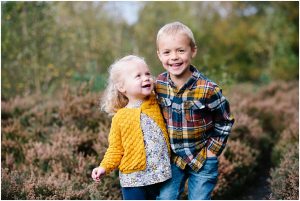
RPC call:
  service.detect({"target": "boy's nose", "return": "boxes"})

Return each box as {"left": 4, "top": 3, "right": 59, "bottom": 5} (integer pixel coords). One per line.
{"left": 170, "top": 52, "right": 178, "bottom": 60}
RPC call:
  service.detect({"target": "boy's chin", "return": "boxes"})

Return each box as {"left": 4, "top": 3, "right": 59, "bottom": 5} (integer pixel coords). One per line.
{"left": 169, "top": 70, "right": 184, "bottom": 77}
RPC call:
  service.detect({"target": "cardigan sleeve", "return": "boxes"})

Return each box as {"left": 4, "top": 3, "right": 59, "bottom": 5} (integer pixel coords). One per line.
{"left": 100, "top": 115, "right": 124, "bottom": 174}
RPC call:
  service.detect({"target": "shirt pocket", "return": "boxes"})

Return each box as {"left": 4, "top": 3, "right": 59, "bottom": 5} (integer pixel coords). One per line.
{"left": 183, "top": 100, "right": 206, "bottom": 122}
{"left": 158, "top": 97, "right": 172, "bottom": 121}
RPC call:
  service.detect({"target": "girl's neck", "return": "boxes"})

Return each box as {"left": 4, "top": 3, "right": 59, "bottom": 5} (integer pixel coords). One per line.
{"left": 126, "top": 99, "right": 145, "bottom": 108}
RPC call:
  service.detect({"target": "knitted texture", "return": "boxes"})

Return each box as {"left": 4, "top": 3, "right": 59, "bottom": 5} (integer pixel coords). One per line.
{"left": 100, "top": 94, "right": 170, "bottom": 174}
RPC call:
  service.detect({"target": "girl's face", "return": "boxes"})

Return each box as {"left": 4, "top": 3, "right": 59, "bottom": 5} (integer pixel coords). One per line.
{"left": 118, "top": 61, "right": 153, "bottom": 103}
{"left": 157, "top": 32, "right": 197, "bottom": 83}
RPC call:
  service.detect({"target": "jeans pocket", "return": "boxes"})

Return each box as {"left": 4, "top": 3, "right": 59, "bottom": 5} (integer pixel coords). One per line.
{"left": 202, "top": 157, "right": 219, "bottom": 176}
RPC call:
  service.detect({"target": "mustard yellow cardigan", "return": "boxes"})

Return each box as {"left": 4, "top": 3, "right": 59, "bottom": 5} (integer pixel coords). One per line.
{"left": 100, "top": 94, "right": 170, "bottom": 174}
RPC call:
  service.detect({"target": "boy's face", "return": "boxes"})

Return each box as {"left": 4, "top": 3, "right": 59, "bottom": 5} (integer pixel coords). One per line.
{"left": 157, "top": 33, "right": 197, "bottom": 81}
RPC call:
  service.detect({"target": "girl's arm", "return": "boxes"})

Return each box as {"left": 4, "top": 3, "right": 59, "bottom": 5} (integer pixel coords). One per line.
{"left": 99, "top": 116, "right": 124, "bottom": 174}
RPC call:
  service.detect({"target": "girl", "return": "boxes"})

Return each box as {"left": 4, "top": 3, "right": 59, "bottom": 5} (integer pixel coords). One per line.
{"left": 91, "top": 55, "right": 171, "bottom": 200}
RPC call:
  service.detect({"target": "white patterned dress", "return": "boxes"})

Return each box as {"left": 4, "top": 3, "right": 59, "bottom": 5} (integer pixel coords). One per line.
{"left": 119, "top": 103, "right": 172, "bottom": 187}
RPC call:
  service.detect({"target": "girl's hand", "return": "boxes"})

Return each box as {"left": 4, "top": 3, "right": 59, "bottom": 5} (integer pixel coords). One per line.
{"left": 91, "top": 167, "right": 106, "bottom": 182}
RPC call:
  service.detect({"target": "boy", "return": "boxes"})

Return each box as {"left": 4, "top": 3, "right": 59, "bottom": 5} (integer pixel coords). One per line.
{"left": 155, "top": 22, "right": 234, "bottom": 200}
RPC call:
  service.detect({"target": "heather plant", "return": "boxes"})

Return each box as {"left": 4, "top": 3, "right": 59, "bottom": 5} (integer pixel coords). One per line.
{"left": 1, "top": 81, "right": 298, "bottom": 199}
{"left": 242, "top": 81, "right": 298, "bottom": 135}
{"left": 261, "top": 82, "right": 299, "bottom": 200}
{"left": 271, "top": 118, "right": 299, "bottom": 165}
{"left": 212, "top": 140, "right": 259, "bottom": 199}
{"left": 220, "top": 81, "right": 299, "bottom": 199}
{"left": 1, "top": 168, "right": 27, "bottom": 199}
{"left": 270, "top": 144, "right": 299, "bottom": 200}
{"left": 59, "top": 84, "right": 111, "bottom": 132}
{"left": 1, "top": 84, "right": 120, "bottom": 199}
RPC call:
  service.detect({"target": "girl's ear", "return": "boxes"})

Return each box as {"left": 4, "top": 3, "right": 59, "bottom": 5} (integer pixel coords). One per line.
{"left": 116, "top": 83, "right": 125, "bottom": 93}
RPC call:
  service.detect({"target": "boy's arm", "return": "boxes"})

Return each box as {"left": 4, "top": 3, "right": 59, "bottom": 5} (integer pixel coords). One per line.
{"left": 206, "top": 86, "right": 234, "bottom": 156}
{"left": 99, "top": 116, "right": 124, "bottom": 174}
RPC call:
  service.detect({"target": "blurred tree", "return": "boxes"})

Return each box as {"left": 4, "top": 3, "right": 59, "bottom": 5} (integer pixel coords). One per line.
{"left": 2, "top": 2, "right": 56, "bottom": 99}
{"left": 52, "top": 2, "right": 133, "bottom": 92}
{"left": 197, "top": 1, "right": 299, "bottom": 82}
{"left": 1, "top": 1, "right": 298, "bottom": 99}
{"left": 1, "top": 2, "right": 133, "bottom": 99}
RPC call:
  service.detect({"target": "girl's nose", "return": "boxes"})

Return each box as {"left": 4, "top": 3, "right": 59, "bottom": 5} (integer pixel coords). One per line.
{"left": 143, "top": 76, "right": 150, "bottom": 81}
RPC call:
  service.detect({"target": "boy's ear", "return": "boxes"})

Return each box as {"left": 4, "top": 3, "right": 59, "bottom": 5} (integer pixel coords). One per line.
{"left": 157, "top": 50, "right": 162, "bottom": 60}
{"left": 192, "top": 46, "right": 198, "bottom": 58}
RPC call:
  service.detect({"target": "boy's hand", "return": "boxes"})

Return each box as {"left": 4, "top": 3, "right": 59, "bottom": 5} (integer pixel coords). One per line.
{"left": 91, "top": 167, "right": 106, "bottom": 182}
{"left": 207, "top": 149, "right": 217, "bottom": 158}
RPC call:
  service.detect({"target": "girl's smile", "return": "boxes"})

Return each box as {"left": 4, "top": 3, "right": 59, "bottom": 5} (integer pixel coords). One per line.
{"left": 118, "top": 60, "right": 154, "bottom": 105}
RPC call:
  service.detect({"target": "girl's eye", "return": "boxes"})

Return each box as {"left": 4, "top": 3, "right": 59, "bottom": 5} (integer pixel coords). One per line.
{"left": 179, "top": 49, "right": 185, "bottom": 53}
{"left": 163, "top": 51, "right": 170, "bottom": 55}
{"left": 135, "top": 74, "right": 141, "bottom": 78}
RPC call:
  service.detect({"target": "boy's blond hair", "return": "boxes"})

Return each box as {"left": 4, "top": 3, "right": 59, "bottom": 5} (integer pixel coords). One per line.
{"left": 101, "top": 55, "right": 147, "bottom": 115}
{"left": 156, "top": 21, "right": 196, "bottom": 48}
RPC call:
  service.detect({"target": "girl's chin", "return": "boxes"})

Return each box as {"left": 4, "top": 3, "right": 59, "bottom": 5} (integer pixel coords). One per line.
{"left": 144, "top": 91, "right": 152, "bottom": 96}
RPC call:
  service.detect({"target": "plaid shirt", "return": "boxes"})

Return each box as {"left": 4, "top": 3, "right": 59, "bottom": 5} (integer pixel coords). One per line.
{"left": 155, "top": 65, "right": 234, "bottom": 172}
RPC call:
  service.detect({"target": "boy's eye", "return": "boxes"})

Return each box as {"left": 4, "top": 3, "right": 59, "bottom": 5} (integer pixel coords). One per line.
{"left": 179, "top": 49, "right": 185, "bottom": 53}
{"left": 163, "top": 51, "right": 170, "bottom": 55}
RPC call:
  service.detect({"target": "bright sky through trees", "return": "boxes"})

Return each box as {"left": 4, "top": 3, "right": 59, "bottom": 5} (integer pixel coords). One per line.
{"left": 103, "top": 1, "right": 143, "bottom": 25}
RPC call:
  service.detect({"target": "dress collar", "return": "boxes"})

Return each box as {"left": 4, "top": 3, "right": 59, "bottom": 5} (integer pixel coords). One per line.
{"left": 126, "top": 100, "right": 143, "bottom": 108}
{"left": 125, "top": 93, "right": 156, "bottom": 109}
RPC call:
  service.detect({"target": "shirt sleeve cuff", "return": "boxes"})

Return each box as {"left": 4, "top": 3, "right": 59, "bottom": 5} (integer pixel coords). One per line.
{"left": 207, "top": 138, "right": 224, "bottom": 156}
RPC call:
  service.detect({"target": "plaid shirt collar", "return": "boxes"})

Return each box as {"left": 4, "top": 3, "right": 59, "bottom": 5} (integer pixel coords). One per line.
{"left": 166, "top": 65, "right": 201, "bottom": 92}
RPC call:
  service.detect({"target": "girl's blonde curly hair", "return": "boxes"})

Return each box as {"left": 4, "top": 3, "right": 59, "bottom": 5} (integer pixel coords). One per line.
{"left": 101, "top": 55, "right": 147, "bottom": 116}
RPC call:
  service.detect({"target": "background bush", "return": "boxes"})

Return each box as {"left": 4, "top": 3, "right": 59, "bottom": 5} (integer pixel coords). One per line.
{"left": 2, "top": 81, "right": 298, "bottom": 199}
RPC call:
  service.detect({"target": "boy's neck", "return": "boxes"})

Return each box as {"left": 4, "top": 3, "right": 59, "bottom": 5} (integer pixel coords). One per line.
{"left": 169, "top": 70, "right": 193, "bottom": 89}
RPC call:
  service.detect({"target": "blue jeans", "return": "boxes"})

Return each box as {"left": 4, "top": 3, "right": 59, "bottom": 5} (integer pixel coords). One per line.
{"left": 121, "top": 182, "right": 162, "bottom": 200}
{"left": 157, "top": 157, "right": 219, "bottom": 200}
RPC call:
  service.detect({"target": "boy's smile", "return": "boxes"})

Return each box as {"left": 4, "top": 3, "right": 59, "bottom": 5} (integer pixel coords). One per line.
{"left": 157, "top": 32, "right": 197, "bottom": 87}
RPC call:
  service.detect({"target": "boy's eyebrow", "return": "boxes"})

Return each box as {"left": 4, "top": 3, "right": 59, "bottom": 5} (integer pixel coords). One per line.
{"left": 160, "top": 47, "right": 185, "bottom": 51}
